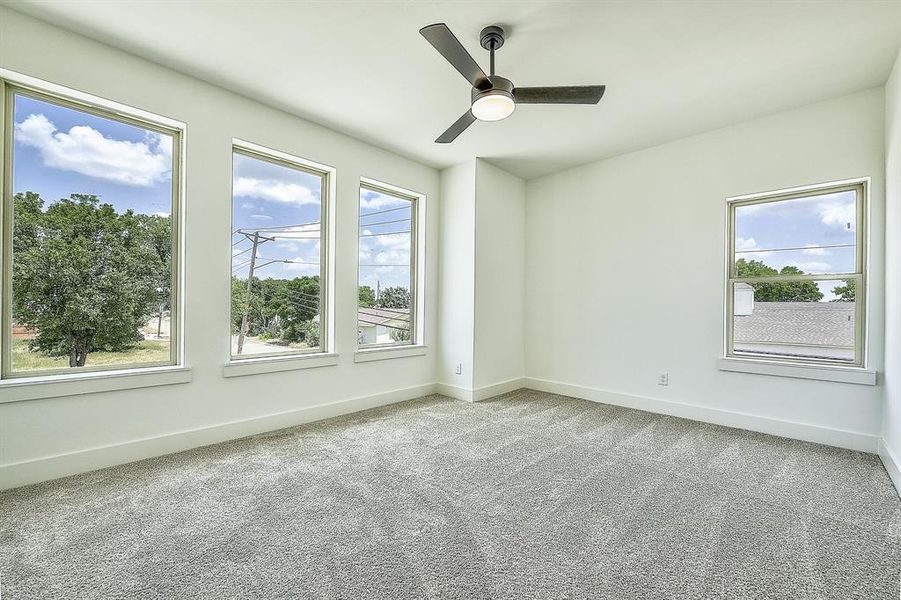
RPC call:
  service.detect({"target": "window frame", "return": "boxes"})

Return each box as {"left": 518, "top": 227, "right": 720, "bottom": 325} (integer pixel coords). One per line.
{"left": 227, "top": 139, "right": 336, "bottom": 365}
{"left": 0, "top": 73, "right": 185, "bottom": 381}
{"left": 724, "top": 178, "right": 868, "bottom": 369}
{"left": 356, "top": 178, "right": 423, "bottom": 352}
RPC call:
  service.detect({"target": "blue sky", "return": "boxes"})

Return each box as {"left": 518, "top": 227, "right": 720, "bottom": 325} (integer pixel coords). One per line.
{"left": 13, "top": 94, "right": 173, "bottom": 217}
{"left": 734, "top": 190, "right": 856, "bottom": 301}
{"left": 232, "top": 153, "right": 323, "bottom": 282}
{"left": 358, "top": 188, "right": 412, "bottom": 293}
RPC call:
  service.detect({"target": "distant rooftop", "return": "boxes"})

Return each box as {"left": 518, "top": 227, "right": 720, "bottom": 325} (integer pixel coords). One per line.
{"left": 734, "top": 302, "right": 854, "bottom": 348}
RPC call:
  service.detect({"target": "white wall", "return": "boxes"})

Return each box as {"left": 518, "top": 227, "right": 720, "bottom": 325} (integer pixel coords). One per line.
{"left": 0, "top": 8, "right": 440, "bottom": 487}
{"left": 437, "top": 161, "right": 476, "bottom": 391}
{"left": 882, "top": 50, "right": 901, "bottom": 483}
{"left": 525, "top": 88, "right": 886, "bottom": 449}
{"left": 473, "top": 159, "right": 525, "bottom": 390}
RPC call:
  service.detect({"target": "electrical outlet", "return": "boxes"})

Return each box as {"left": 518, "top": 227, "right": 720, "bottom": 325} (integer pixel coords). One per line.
{"left": 455, "top": 363, "right": 462, "bottom": 375}
{"left": 657, "top": 372, "right": 669, "bottom": 386}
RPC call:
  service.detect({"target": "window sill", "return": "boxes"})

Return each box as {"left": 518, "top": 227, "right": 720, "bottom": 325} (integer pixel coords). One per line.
{"left": 354, "top": 345, "right": 427, "bottom": 363}
{"left": 223, "top": 353, "right": 339, "bottom": 378}
{"left": 0, "top": 365, "right": 192, "bottom": 404}
{"left": 717, "top": 357, "right": 876, "bottom": 386}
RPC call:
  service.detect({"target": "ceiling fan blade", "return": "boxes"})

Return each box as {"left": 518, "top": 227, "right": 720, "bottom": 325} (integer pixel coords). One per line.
{"left": 436, "top": 109, "right": 476, "bottom": 143}
{"left": 513, "top": 85, "right": 606, "bottom": 104}
{"left": 420, "top": 23, "right": 492, "bottom": 90}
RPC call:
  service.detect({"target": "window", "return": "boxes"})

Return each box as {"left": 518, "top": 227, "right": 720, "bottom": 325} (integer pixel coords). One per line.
{"left": 357, "top": 180, "right": 420, "bottom": 349}
{"left": 1, "top": 81, "right": 182, "bottom": 379}
{"left": 230, "top": 142, "right": 330, "bottom": 360}
{"left": 726, "top": 180, "right": 866, "bottom": 367}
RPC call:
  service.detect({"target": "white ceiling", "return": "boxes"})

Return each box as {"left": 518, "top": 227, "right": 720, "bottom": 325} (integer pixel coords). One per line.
{"left": 5, "top": 1, "right": 901, "bottom": 179}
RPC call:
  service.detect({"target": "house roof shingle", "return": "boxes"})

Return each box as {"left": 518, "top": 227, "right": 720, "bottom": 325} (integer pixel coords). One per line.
{"left": 734, "top": 302, "right": 854, "bottom": 347}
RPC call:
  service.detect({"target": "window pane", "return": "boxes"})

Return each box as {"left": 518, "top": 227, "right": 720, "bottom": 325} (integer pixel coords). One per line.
{"left": 231, "top": 150, "right": 325, "bottom": 358}
{"left": 10, "top": 93, "right": 176, "bottom": 374}
{"left": 732, "top": 279, "right": 856, "bottom": 363}
{"left": 358, "top": 186, "right": 413, "bottom": 347}
{"left": 734, "top": 190, "right": 856, "bottom": 277}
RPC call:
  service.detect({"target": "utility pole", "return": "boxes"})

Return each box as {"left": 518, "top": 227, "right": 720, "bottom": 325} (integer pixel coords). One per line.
{"left": 236, "top": 230, "right": 273, "bottom": 355}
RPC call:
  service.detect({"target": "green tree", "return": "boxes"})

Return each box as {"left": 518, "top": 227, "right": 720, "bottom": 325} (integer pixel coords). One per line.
{"left": 832, "top": 279, "right": 856, "bottom": 302}
{"left": 358, "top": 285, "right": 375, "bottom": 308}
{"left": 389, "top": 326, "right": 411, "bottom": 343}
{"left": 377, "top": 286, "right": 411, "bottom": 308}
{"left": 734, "top": 259, "right": 823, "bottom": 302}
{"left": 138, "top": 213, "right": 172, "bottom": 337}
{"left": 13, "top": 193, "right": 163, "bottom": 367}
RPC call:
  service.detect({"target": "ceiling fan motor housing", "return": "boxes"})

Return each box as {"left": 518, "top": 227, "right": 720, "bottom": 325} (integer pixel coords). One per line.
{"left": 472, "top": 75, "right": 513, "bottom": 102}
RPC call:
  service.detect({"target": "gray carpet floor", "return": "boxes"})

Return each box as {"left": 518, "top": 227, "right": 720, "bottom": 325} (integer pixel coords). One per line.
{"left": 2, "top": 389, "right": 900, "bottom": 599}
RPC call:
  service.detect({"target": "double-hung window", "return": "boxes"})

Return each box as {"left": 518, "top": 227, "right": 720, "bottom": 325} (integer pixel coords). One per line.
{"left": 726, "top": 180, "right": 867, "bottom": 367}
{"left": 1, "top": 78, "right": 182, "bottom": 379}
{"left": 230, "top": 141, "right": 332, "bottom": 361}
{"left": 357, "top": 180, "right": 421, "bottom": 349}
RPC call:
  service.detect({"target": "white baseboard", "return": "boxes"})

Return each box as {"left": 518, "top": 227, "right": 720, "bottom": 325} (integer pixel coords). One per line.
{"left": 878, "top": 439, "right": 901, "bottom": 497}
{"left": 473, "top": 377, "right": 526, "bottom": 402}
{"left": 0, "top": 382, "right": 437, "bottom": 491}
{"left": 523, "top": 377, "right": 879, "bottom": 453}
{"left": 434, "top": 382, "right": 473, "bottom": 402}
{"left": 435, "top": 377, "right": 526, "bottom": 403}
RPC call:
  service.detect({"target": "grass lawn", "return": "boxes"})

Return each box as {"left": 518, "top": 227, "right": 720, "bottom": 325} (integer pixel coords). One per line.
{"left": 12, "top": 339, "right": 171, "bottom": 372}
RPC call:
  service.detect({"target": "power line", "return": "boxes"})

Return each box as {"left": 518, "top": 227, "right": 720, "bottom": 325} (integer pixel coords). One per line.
{"left": 359, "top": 308, "right": 410, "bottom": 321}
{"left": 359, "top": 217, "right": 411, "bottom": 229}
{"left": 242, "top": 219, "right": 321, "bottom": 232}
{"left": 358, "top": 317, "right": 409, "bottom": 331}
{"left": 359, "top": 230, "right": 410, "bottom": 238}
{"left": 736, "top": 243, "right": 855, "bottom": 254}
{"left": 360, "top": 206, "right": 411, "bottom": 219}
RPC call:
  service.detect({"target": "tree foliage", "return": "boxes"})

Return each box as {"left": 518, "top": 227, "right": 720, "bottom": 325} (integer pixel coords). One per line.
{"left": 12, "top": 193, "right": 169, "bottom": 367}
{"left": 358, "top": 285, "right": 375, "bottom": 308}
{"left": 231, "top": 275, "right": 321, "bottom": 345}
{"left": 377, "top": 286, "right": 411, "bottom": 309}
{"left": 734, "top": 259, "right": 823, "bottom": 302}
{"left": 831, "top": 279, "right": 856, "bottom": 302}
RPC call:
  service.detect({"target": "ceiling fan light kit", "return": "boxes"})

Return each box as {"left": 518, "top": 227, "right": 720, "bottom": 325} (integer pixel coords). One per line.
{"left": 420, "top": 23, "right": 606, "bottom": 143}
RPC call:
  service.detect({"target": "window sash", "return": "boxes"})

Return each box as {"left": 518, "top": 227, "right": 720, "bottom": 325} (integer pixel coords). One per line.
{"left": 357, "top": 181, "right": 419, "bottom": 350}
{"left": 725, "top": 180, "right": 867, "bottom": 368}
{"left": 0, "top": 80, "right": 183, "bottom": 379}
{"left": 229, "top": 143, "right": 330, "bottom": 361}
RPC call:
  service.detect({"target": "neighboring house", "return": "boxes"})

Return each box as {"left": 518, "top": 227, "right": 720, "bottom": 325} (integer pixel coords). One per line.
{"left": 357, "top": 307, "right": 410, "bottom": 345}
{"left": 733, "top": 285, "right": 854, "bottom": 361}
{"left": 11, "top": 324, "right": 34, "bottom": 340}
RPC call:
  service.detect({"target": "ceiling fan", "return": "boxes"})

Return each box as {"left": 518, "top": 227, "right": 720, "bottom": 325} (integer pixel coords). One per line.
{"left": 420, "top": 23, "right": 606, "bottom": 143}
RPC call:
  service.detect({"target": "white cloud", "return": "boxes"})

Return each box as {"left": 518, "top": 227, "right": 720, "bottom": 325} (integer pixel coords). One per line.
{"left": 15, "top": 113, "right": 172, "bottom": 186}
{"left": 735, "top": 237, "right": 757, "bottom": 251}
{"left": 802, "top": 244, "right": 829, "bottom": 256}
{"left": 250, "top": 214, "right": 273, "bottom": 220}
{"left": 234, "top": 177, "right": 317, "bottom": 206}
{"left": 820, "top": 202, "right": 855, "bottom": 230}
{"left": 734, "top": 237, "right": 772, "bottom": 258}
{"left": 153, "top": 211, "right": 170, "bottom": 218}
{"left": 360, "top": 191, "right": 409, "bottom": 211}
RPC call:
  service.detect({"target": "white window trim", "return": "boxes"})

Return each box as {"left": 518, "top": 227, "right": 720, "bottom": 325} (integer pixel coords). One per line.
{"left": 354, "top": 344, "right": 428, "bottom": 363}
{"left": 721, "top": 177, "right": 871, "bottom": 383}
{"left": 0, "top": 365, "right": 192, "bottom": 404}
{"left": 225, "top": 139, "right": 337, "bottom": 372}
{"left": 223, "top": 352, "right": 339, "bottom": 378}
{"left": 717, "top": 357, "right": 875, "bottom": 386}
{"left": 357, "top": 177, "right": 426, "bottom": 356}
{"left": 0, "top": 68, "right": 189, "bottom": 400}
